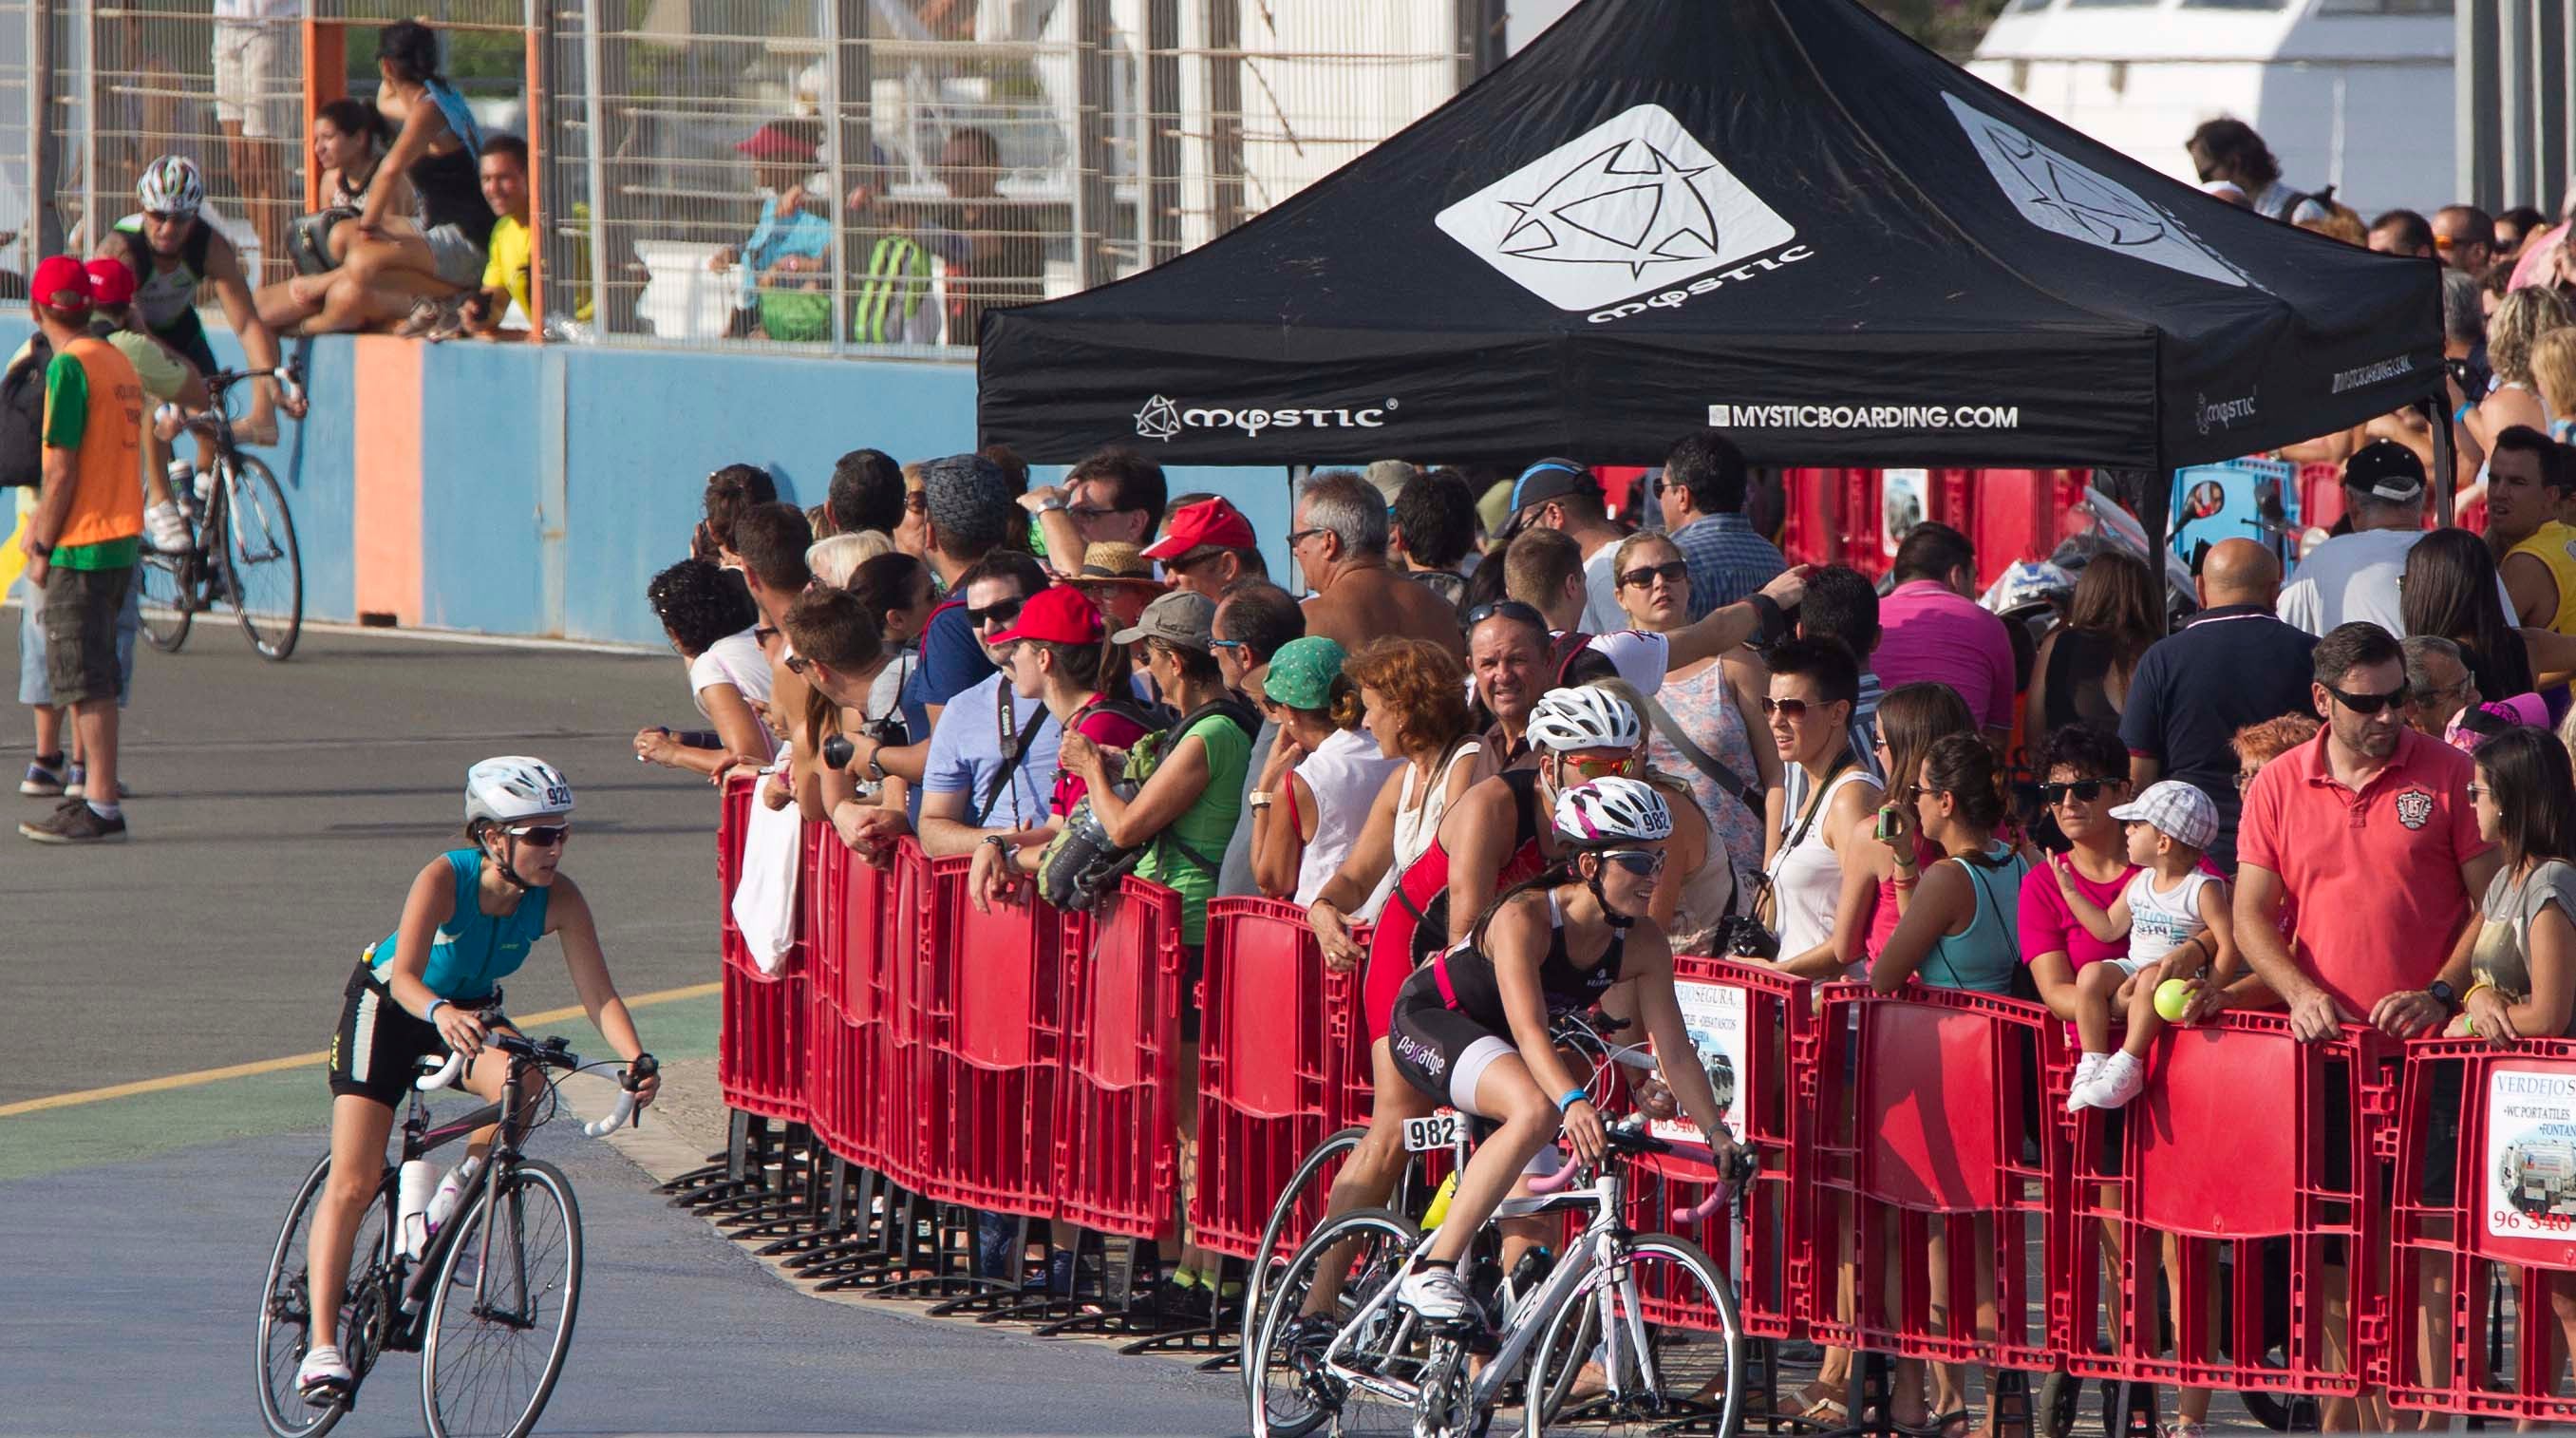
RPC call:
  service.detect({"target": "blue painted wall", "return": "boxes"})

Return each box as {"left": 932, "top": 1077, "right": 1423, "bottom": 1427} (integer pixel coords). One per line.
{"left": 0, "top": 320, "right": 1305, "bottom": 646}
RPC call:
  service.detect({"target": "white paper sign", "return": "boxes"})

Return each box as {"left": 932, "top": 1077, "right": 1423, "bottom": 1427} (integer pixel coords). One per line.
{"left": 2485, "top": 1066, "right": 2576, "bottom": 1241}
{"left": 1654, "top": 980, "right": 1747, "bottom": 1146}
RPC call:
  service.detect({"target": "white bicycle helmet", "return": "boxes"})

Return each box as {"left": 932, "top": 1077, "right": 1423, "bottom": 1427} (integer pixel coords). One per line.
{"left": 137, "top": 155, "right": 205, "bottom": 218}
{"left": 1526, "top": 686, "right": 1643, "bottom": 754}
{"left": 1553, "top": 776, "right": 1674, "bottom": 845}
{"left": 465, "top": 756, "right": 574, "bottom": 827}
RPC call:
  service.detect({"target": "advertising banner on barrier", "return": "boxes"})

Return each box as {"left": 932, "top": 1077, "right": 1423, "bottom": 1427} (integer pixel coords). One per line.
{"left": 2486, "top": 1065, "right": 2576, "bottom": 1241}
{"left": 1654, "top": 980, "right": 1747, "bottom": 1146}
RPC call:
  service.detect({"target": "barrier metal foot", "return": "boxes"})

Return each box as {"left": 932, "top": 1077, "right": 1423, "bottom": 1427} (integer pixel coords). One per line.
{"left": 1115, "top": 1320, "right": 1237, "bottom": 1357}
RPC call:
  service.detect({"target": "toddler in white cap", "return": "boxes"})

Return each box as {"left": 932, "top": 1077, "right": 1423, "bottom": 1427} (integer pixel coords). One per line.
{"left": 2055, "top": 779, "right": 2239, "bottom": 1112}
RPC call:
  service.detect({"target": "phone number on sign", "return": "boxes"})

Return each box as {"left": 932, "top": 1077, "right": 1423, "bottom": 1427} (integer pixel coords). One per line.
{"left": 2492, "top": 1208, "right": 2576, "bottom": 1234}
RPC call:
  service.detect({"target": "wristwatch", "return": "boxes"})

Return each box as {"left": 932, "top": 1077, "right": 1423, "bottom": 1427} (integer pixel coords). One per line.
{"left": 864, "top": 744, "right": 888, "bottom": 783}
{"left": 25, "top": 538, "right": 49, "bottom": 559}
{"left": 2428, "top": 979, "right": 2459, "bottom": 1013}
{"left": 1036, "top": 494, "right": 1070, "bottom": 514}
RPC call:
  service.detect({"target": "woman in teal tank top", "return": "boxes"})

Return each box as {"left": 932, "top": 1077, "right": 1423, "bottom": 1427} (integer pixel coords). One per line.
{"left": 297, "top": 757, "right": 660, "bottom": 1402}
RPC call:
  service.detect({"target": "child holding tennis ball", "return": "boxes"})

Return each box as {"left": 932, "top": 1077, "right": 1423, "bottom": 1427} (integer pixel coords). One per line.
{"left": 2053, "top": 779, "right": 2239, "bottom": 1112}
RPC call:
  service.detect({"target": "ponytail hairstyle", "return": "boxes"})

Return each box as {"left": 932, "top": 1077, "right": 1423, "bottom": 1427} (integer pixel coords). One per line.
{"left": 1922, "top": 732, "right": 2008, "bottom": 849}
{"left": 1325, "top": 673, "right": 1365, "bottom": 731}
{"left": 1466, "top": 857, "right": 1589, "bottom": 956}
{"left": 377, "top": 19, "right": 445, "bottom": 85}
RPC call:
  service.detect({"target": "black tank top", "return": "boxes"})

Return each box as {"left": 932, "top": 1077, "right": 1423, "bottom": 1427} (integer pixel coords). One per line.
{"left": 1431, "top": 893, "right": 1626, "bottom": 1031}
{"left": 411, "top": 143, "right": 485, "bottom": 236}
{"left": 2042, "top": 627, "right": 2123, "bottom": 737}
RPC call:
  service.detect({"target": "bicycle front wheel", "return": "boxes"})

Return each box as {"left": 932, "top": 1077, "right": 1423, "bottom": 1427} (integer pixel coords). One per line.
{"left": 421, "top": 1159, "right": 584, "bottom": 1438}
{"left": 137, "top": 546, "right": 196, "bottom": 653}
{"left": 219, "top": 454, "right": 302, "bottom": 660}
{"left": 1248, "top": 1207, "right": 1422, "bottom": 1438}
{"left": 1522, "top": 1233, "right": 1744, "bottom": 1438}
{"left": 255, "top": 1153, "right": 393, "bottom": 1438}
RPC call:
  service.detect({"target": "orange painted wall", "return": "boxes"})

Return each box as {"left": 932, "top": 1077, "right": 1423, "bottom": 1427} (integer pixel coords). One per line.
{"left": 350, "top": 335, "right": 422, "bottom": 624}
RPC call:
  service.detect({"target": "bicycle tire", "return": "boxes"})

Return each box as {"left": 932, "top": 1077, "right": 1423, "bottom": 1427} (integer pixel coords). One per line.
{"left": 220, "top": 453, "right": 302, "bottom": 660}
{"left": 137, "top": 547, "right": 196, "bottom": 653}
{"left": 422, "top": 1158, "right": 583, "bottom": 1438}
{"left": 255, "top": 1153, "right": 394, "bottom": 1438}
{"left": 1243, "top": 1125, "right": 1366, "bottom": 1389}
{"left": 1521, "top": 1231, "right": 1744, "bottom": 1438}
{"left": 1248, "top": 1207, "right": 1422, "bottom": 1438}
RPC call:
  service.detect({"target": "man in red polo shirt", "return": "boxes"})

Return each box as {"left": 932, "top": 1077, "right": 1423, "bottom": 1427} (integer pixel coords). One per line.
{"left": 2236, "top": 621, "right": 2497, "bottom": 1038}
{"left": 2233, "top": 617, "right": 2488, "bottom": 1433}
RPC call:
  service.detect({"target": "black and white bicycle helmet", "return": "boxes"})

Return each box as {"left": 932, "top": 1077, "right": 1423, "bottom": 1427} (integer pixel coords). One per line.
{"left": 1553, "top": 776, "right": 1673, "bottom": 845}
{"left": 137, "top": 155, "right": 205, "bottom": 218}
{"left": 466, "top": 756, "right": 574, "bottom": 827}
{"left": 1525, "top": 686, "right": 1642, "bottom": 754}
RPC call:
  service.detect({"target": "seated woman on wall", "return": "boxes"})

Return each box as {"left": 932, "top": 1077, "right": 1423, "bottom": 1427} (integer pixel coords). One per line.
{"left": 257, "top": 97, "right": 408, "bottom": 297}
{"left": 262, "top": 20, "right": 489, "bottom": 336}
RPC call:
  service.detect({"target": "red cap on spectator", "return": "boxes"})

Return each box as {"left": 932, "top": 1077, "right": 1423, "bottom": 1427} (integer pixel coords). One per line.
{"left": 735, "top": 121, "right": 820, "bottom": 163}
{"left": 30, "top": 255, "right": 91, "bottom": 313}
{"left": 83, "top": 257, "right": 136, "bottom": 308}
{"left": 1141, "top": 497, "right": 1257, "bottom": 560}
{"left": 987, "top": 584, "right": 1104, "bottom": 647}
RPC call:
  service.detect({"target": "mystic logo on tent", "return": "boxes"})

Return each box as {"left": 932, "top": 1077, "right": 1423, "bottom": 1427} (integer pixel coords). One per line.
{"left": 1942, "top": 92, "right": 2262, "bottom": 293}
{"left": 1433, "top": 104, "right": 1799, "bottom": 312}
{"left": 1132, "top": 393, "right": 1396, "bottom": 442}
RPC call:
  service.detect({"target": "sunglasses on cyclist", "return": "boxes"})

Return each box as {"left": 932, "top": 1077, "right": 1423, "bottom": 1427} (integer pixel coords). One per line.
{"left": 1618, "top": 559, "right": 1689, "bottom": 590}
{"left": 2322, "top": 681, "right": 2411, "bottom": 715}
{"left": 1597, "top": 848, "right": 1666, "bottom": 878}
{"left": 2040, "top": 780, "right": 2109, "bottom": 805}
{"left": 507, "top": 823, "right": 571, "bottom": 847}
{"left": 1560, "top": 753, "right": 1640, "bottom": 780}
{"left": 967, "top": 597, "right": 1025, "bottom": 628}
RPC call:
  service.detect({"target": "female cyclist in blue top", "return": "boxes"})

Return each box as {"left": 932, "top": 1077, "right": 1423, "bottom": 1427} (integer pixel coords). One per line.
{"left": 296, "top": 757, "right": 659, "bottom": 1402}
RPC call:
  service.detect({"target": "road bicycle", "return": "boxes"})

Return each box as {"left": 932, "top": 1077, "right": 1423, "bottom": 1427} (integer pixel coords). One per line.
{"left": 1250, "top": 1115, "right": 1750, "bottom": 1438}
{"left": 138, "top": 363, "right": 305, "bottom": 660}
{"left": 254, "top": 999, "right": 655, "bottom": 1438}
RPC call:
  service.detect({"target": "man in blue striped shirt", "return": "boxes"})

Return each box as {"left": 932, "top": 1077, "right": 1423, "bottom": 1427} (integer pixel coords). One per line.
{"left": 1656, "top": 432, "right": 1786, "bottom": 621}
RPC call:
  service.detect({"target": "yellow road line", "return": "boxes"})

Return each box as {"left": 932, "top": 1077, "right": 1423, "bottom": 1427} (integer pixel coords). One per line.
{"left": 0, "top": 980, "right": 720, "bottom": 1119}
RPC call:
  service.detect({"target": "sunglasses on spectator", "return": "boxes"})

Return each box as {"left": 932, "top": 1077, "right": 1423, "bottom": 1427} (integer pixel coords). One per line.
{"left": 784, "top": 653, "right": 813, "bottom": 674}
{"left": 1597, "top": 848, "right": 1666, "bottom": 878}
{"left": 967, "top": 597, "right": 1025, "bottom": 628}
{"left": 2040, "top": 780, "right": 2108, "bottom": 805}
{"left": 1618, "top": 559, "right": 1690, "bottom": 590}
{"left": 1068, "top": 504, "right": 1123, "bottom": 520}
{"left": 1561, "top": 753, "right": 1640, "bottom": 779}
{"left": 2323, "top": 681, "right": 2410, "bottom": 714}
{"left": 903, "top": 491, "right": 927, "bottom": 513}
{"left": 1461, "top": 599, "right": 1548, "bottom": 631}
{"left": 507, "top": 823, "right": 571, "bottom": 847}
{"left": 1760, "top": 696, "right": 1834, "bottom": 719}
{"left": 753, "top": 624, "right": 779, "bottom": 645}
{"left": 1209, "top": 638, "right": 1249, "bottom": 654}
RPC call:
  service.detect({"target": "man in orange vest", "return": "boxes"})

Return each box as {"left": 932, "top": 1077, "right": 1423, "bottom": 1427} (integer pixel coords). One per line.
{"left": 18, "top": 255, "right": 143, "bottom": 844}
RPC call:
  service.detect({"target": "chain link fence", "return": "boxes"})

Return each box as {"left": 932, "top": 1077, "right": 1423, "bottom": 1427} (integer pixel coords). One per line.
{"left": 1, "top": 0, "right": 1487, "bottom": 348}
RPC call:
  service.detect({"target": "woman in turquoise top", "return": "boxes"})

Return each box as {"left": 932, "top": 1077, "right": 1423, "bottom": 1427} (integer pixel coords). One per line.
{"left": 296, "top": 757, "right": 659, "bottom": 1403}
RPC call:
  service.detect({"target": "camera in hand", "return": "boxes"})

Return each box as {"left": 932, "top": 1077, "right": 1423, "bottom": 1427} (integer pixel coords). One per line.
{"left": 821, "top": 716, "right": 905, "bottom": 771}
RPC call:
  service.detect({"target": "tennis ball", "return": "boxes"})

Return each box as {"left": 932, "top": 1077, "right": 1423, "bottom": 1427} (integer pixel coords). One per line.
{"left": 2154, "top": 978, "right": 2196, "bottom": 1024}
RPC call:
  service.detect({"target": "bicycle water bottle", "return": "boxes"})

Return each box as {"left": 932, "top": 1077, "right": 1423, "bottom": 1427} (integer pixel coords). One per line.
{"left": 1420, "top": 1171, "right": 1458, "bottom": 1231}
{"left": 164, "top": 458, "right": 196, "bottom": 516}
{"left": 397, "top": 1159, "right": 440, "bottom": 1259}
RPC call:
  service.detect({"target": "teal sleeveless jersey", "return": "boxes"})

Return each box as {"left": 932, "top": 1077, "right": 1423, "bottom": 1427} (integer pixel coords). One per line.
{"left": 368, "top": 849, "right": 552, "bottom": 999}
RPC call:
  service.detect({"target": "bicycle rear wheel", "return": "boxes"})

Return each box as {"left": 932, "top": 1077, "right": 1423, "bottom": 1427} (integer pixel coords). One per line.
{"left": 422, "top": 1158, "right": 583, "bottom": 1438}
{"left": 137, "top": 546, "right": 196, "bottom": 653}
{"left": 255, "top": 1153, "right": 393, "bottom": 1438}
{"left": 1248, "top": 1207, "right": 1423, "bottom": 1438}
{"left": 220, "top": 454, "right": 302, "bottom": 660}
{"left": 1244, "top": 1125, "right": 1365, "bottom": 1388}
{"left": 1522, "top": 1233, "right": 1744, "bottom": 1438}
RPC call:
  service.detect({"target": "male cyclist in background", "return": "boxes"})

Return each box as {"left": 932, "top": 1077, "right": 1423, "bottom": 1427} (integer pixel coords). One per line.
{"left": 94, "top": 155, "right": 304, "bottom": 548}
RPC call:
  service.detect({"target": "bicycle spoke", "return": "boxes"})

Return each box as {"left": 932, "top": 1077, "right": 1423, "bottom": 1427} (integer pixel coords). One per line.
{"left": 218, "top": 456, "right": 303, "bottom": 660}
{"left": 257, "top": 1156, "right": 388, "bottom": 1438}
{"left": 1522, "top": 1237, "right": 1741, "bottom": 1438}
{"left": 423, "top": 1162, "right": 582, "bottom": 1438}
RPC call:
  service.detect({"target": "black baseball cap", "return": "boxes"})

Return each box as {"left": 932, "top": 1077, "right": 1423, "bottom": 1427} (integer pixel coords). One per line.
{"left": 1503, "top": 458, "right": 1596, "bottom": 535}
{"left": 2341, "top": 439, "right": 2425, "bottom": 503}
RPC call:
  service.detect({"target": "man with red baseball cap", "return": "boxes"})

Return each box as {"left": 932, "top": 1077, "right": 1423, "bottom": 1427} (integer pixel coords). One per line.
{"left": 16, "top": 255, "right": 143, "bottom": 842}
{"left": 1142, "top": 496, "right": 1264, "bottom": 598}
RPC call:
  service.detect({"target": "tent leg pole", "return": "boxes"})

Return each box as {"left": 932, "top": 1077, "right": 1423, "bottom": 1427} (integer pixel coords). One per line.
{"left": 2427, "top": 395, "right": 2457, "bottom": 527}
{"left": 2138, "top": 471, "right": 2173, "bottom": 628}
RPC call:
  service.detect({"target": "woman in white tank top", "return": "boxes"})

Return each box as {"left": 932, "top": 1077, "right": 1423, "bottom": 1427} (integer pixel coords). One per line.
{"left": 1246, "top": 638, "right": 1404, "bottom": 905}
{"left": 1760, "top": 644, "right": 1885, "bottom": 976}
{"left": 1300, "top": 640, "right": 1483, "bottom": 973}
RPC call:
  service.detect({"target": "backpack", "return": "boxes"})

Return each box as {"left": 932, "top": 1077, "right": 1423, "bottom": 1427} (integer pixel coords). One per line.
{"left": 0, "top": 332, "right": 53, "bottom": 489}
{"left": 1033, "top": 696, "right": 1257, "bottom": 913}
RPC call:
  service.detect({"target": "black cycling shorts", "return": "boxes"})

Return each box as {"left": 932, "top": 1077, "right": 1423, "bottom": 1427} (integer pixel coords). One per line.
{"left": 326, "top": 959, "right": 493, "bottom": 1107}
{"left": 1386, "top": 969, "right": 1517, "bottom": 1112}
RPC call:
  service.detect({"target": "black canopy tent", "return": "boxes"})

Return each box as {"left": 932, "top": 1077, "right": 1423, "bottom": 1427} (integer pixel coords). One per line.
{"left": 977, "top": 0, "right": 2448, "bottom": 556}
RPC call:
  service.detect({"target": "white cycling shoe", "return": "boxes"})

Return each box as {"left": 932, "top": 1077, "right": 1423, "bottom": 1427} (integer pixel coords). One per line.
{"left": 143, "top": 500, "right": 190, "bottom": 552}
{"left": 1397, "top": 1265, "right": 1480, "bottom": 1324}
{"left": 296, "top": 1343, "right": 352, "bottom": 1405}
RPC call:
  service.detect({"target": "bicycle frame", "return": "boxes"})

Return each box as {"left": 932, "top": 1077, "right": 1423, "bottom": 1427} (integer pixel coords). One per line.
{"left": 385, "top": 1046, "right": 543, "bottom": 1334}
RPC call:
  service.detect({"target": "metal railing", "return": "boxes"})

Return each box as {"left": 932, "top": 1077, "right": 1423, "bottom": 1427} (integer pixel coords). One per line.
{"left": 9, "top": 0, "right": 1492, "bottom": 354}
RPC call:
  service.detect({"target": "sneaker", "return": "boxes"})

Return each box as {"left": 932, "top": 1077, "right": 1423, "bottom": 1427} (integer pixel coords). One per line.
{"left": 296, "top": 1343, "right": 352, "bottom": 1405}
{"left": 2065, "top": 1051, "right": 2108, "bottom": 1113}
{"left": 1396, "top": 1265, "right": 1480, "bottom": 1324}
{"left": 2087, "top": 1050, "right": 2148, "bottom": 1110}
{"left": 62, "top": 764, "right": 131, "bottom": 801}
{"left": 20, "top": 802, "right": 126, "bottom": 843}
{"left": 18, "top": 757, "right": 65, "bottom": 797}
{"left": 144, "top": 499, "right": 190, "bottom": 552}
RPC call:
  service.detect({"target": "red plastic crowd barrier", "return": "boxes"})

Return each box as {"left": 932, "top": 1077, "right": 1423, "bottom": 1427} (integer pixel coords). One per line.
{"left": 2388, "top": 1037, "right": 2576, "bottom": 1421}
{"left": 916, "top": 880, "right": 1065, "bottom": 1219}
{"left": 1806, "top": 984, "right": 2060, "bottom": 1372}
{"left": 1620, "top": 956, "right": 1814, "bottom": 1338}
{"left": 1053, "top": 880, "right": 1186, "bottom": 1239}
{"left": 1191, "top": 899, "right": 1362, "bottom": 1260}
{"left": 2060, "top": 1015, "right": 2388, "bottom": 1407}
{"left": 715, "top": 785, "right": 814, "bottom": 1126}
